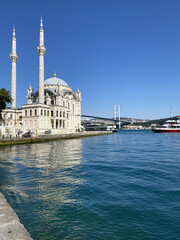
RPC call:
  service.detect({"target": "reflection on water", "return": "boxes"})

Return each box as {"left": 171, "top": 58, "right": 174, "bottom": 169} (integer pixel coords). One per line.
{"left": 0, "top": 139, "right": 83, "bottom": 206}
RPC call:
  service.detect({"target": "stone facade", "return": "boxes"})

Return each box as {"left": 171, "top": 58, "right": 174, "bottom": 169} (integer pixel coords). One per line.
{"left": 1, "top": 18, "right": 82, "bottom": 138}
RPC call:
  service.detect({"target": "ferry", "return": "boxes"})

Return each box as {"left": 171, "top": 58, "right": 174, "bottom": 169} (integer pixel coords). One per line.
{"left": 152, "top": 116, "right": 180, "bottom": 133}
{"left": 82, "top": 122, "right": 117, "bottom": 132}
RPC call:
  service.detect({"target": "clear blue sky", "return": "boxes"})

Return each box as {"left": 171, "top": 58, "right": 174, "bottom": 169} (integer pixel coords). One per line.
{"left": 1, "top": 0, "right": 180, "bottom": 119}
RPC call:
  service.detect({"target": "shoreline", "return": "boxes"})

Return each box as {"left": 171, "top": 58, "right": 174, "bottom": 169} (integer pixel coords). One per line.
{"left": 0, "top": 131, "right": 112, "bottom": 148}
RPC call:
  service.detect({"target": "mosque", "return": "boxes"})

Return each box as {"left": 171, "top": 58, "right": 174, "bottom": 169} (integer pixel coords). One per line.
{"left": 1, "top": 18, "right": 82, "bottom": 137}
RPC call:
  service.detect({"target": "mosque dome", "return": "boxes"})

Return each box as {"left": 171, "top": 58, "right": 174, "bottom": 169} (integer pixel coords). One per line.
{"left": 44, "top": 73, "right": 68, "bottom": 86}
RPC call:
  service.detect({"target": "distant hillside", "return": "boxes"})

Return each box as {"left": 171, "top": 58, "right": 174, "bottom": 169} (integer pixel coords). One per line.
{"left": 132, "top": 116, "right": 178, "bottom": 128}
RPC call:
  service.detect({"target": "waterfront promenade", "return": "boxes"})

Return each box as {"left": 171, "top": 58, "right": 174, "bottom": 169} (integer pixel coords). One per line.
{"left": 0, "top": 131, "right": 112, "bottom": 147}
{"left": 0, "top": 192, "right": 32, "bottom": 240}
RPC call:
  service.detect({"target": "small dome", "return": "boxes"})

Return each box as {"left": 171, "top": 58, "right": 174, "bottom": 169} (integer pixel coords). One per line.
{"left": 44, "top": 76, "right": 68, "bottom": 86}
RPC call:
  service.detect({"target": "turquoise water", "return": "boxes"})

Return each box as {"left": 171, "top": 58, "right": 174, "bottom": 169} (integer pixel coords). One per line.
{"left": 0, "top": 130, "right": 180, "bottom": 240}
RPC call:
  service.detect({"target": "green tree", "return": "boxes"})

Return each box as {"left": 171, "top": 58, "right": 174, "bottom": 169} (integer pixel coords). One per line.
{"left": 0, "top": 88, "right": 12, "bottom": 111}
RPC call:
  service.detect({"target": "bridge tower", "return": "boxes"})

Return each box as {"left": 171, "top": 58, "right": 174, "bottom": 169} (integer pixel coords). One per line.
{"left": 114, "top": 105, "right": 121, "bottom": 129}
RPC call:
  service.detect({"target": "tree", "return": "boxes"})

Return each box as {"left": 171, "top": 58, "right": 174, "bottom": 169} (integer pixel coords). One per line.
{"left": 0, "top": 88, "right": 12, "bottom": 111}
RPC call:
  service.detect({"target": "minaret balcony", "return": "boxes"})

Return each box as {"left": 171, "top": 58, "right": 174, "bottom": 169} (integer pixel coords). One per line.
{"left": 37, "top": 46, "right": 46, "bottom": 55}
{"left": 10, "top": 53, "right": 18, "bottom": 61}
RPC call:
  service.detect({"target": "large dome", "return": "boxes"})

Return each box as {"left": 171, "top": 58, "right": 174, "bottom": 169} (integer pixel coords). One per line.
{"left": 44, "top": 75, "right": 68, "bottom": 86}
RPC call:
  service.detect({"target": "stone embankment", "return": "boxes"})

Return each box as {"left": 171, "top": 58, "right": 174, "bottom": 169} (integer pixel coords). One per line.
{"left": 0, "top": 131, "right": 112, "bottom": 147}
{"left": 0, "top": 192, "right": 32, "bottom": 240}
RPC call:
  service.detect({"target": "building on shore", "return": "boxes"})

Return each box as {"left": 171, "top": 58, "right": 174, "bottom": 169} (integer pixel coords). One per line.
{"left": 1, "top": 18, "right": 82, "bottom": 137}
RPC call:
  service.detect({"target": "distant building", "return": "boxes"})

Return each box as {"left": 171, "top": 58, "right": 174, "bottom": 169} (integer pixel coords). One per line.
{"left": 1, "top": 18, "right": 82, "bottom": 137}
{"left": 124, "top": 125, "right": 143, "bottom": 130}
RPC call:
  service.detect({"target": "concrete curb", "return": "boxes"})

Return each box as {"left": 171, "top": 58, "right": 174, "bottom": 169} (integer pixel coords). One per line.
{"left": 0, "top": 192, "right": 32, "bottom": 240}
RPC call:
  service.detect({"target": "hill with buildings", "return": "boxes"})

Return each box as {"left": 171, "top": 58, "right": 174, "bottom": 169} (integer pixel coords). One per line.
{"left": 131, "top": 116, "right": 178, "bottom": 128}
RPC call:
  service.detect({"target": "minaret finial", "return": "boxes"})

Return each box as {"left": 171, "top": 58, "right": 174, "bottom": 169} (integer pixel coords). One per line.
{"left": 54, "top": 72, "right": 56, "bottom": 78}
{"left": 40, "top": 16, "right": 43, "bottom": 28}
{"left": 13, "top": 26, "right": 15, "bottom": 37}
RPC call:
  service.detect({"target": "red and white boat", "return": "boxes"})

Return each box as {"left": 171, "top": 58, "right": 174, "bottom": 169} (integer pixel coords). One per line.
{"left": 152, "top": 116, "right": 180, "bottom": 133}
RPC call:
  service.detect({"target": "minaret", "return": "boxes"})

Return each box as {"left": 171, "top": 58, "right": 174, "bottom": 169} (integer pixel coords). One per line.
{"left": 10, "top": 27, "right": 18, "bottom": 109}
{"left": 37, "top": 17, "right": 46, "bottom": 104}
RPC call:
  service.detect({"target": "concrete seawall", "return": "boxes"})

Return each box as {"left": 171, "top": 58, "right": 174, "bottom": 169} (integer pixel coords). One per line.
{"left": 0, "top": 131, "right": 113, "bottom": 147}
{"left": 0, "top": 192, "right": 32, "bottom": 240}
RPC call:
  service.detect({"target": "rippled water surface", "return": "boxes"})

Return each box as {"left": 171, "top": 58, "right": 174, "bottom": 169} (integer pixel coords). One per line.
{"left": 0, "top": 130, "right": 180, "bottom": 240}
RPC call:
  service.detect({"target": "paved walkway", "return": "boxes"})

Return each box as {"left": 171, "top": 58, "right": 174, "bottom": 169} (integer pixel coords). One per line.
{"left": 0, "top": 192, "right": 32, "bottom": 240}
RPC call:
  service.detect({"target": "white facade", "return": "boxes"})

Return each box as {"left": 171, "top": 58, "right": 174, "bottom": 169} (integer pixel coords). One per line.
{"left": 1, "top": 18, "right": 82, "bottom": 137}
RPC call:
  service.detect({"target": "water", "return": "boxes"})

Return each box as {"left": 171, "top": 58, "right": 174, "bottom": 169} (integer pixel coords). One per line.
{"left": 0, "top": 130, "right": 180, "bottom": 240}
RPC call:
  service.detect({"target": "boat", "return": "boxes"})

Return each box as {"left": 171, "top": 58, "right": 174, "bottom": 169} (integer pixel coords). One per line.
{"left": 82, "top": 121, "right": 117, "bottom": 132}
{"left": 152, "top": 116, "right": 180, "bottom": 133}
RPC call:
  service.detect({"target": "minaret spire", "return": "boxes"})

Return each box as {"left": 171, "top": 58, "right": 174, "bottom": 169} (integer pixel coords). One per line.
{"left": 40, "top": 16, "right": 43, "bottom": 28}
{"left": 10, "top": 26, "right": 18, "bottom": 109}
{"left": 37, "top": 17, "right": 46, "bottom": 104}
{"left": 13, "top": 26, "right": 15, "bottom": 37}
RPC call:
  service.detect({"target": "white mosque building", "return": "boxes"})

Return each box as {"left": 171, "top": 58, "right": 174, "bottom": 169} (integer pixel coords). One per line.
{"left": 1, "top": 18, "right": 82, "bottom": 137}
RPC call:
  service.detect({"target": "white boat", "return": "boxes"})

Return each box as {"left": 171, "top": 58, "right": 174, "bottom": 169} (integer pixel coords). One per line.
{"left": 152, "top": 116, "right": 180, "bottom": 133}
